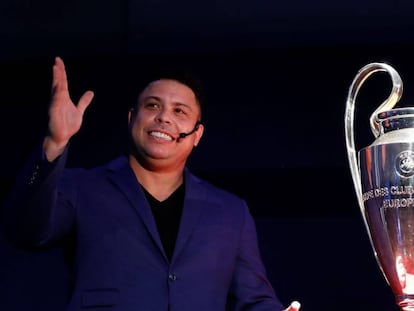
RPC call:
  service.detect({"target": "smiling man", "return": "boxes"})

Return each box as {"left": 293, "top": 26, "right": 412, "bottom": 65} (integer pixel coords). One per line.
{"left": 3, "top": 57, "right": 300, "bottom": 311}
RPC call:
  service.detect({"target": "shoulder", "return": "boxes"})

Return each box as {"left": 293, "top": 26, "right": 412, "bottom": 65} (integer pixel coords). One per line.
{"left": 185, "top": 169, "right": 247, "bottom": 206}
{"left": 63, "top": 156, "right": 128, "bottom": 180}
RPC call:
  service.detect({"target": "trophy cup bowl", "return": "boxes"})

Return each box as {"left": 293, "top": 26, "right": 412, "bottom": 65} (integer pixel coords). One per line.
{"left": 345, "top": 62, "right": 414, "bottom": 310}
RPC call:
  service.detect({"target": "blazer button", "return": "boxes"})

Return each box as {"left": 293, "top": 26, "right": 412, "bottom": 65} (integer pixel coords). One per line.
{"left": 168, "top": 273, "right": 177, "bottom": 281}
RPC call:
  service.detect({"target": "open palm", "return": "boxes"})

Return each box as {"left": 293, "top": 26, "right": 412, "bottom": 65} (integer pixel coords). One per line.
{"left": 48, "top": 57, "right": 94, "bottom": 146}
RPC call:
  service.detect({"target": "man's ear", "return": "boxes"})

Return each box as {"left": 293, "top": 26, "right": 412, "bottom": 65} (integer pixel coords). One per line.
{"left": 193, "top": 123, "right": 204, "bottom": 147}
{"left": 128, "top": 108, "right": 135, "bottom": 128}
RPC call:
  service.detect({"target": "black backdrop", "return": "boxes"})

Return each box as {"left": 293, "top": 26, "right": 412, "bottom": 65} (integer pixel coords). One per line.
{"left": 2, "top": 0, "right": 414, "bottom": 310}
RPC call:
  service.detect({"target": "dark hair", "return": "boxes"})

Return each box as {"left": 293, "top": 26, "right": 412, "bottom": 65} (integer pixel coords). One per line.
{"left": 133, "top": 65, "right": 204, "bottom": 113}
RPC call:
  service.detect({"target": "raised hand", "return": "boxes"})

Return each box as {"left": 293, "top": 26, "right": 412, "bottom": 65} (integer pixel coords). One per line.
{"left": 43, "top": 57, "right": 94, "bottom": 161}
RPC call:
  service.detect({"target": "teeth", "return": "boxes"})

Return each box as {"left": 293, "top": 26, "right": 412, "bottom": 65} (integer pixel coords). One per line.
{"left": 150, "top": 131, "right": 173, "bottom": 141}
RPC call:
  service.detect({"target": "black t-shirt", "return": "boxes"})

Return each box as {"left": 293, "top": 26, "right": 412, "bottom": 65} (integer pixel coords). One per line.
{"left": 142, "top": 183, "right": 185, "bottom": 261}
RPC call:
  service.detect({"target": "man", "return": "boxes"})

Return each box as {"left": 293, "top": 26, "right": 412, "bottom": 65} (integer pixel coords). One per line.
{"left": 3, "top": 57, "right": 300, "bottom": 310}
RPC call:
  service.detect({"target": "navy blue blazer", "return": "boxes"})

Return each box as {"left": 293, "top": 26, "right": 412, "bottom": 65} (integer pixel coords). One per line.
{"left": 3, "top": 146, "right": 284, "bottom": 311}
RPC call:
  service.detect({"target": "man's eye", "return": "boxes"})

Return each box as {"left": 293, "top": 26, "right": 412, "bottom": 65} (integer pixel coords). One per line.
{"left": 146, "top": 103, "right": 158, "bottom": 109}
{"left": 175, "top": 108, "right": 185, "bottom": 114}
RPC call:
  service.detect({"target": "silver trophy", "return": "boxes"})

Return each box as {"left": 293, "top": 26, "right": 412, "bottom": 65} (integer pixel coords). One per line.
{"left": 345, "top": 62, "right": 414, "bottom": 310}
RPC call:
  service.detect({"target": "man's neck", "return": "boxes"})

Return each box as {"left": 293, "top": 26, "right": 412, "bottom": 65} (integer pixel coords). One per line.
{"left": 128, "top": 155, "right": 184, "bottom": 201}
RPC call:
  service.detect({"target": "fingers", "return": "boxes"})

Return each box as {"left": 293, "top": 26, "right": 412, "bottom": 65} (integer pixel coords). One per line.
{"left": 285, "top": 301, "right": 301, "bottom": 311}
{"left": 51, "top": 56, "right": 94, "bottom": 114}
{"left": 52, "top": 56, "right": 69, "bottom": 94}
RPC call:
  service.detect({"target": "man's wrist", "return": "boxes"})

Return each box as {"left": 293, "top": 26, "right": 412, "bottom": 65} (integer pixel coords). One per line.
{"left": 43, "top": 136, "right": 68, "bottom": 162}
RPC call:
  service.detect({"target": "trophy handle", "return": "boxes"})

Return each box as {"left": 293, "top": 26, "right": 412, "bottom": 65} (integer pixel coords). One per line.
{"left": 345, "top": 62, "right": 403, "bottom": 220}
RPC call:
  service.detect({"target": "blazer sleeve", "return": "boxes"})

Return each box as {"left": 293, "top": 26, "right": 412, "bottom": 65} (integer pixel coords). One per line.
{"left": 227, "top": 202, "right": 285, "bottom": 311}
{"left": 2, "top": 143, "right": 76, "bottom": 248}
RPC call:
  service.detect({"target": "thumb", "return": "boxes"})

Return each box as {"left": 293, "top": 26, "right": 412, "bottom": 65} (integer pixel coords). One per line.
{"left": 285, "top": 301, "right": 301, "bottom": 311}
{"left": 77, "top": 90, "right": 94, "bottom": 114}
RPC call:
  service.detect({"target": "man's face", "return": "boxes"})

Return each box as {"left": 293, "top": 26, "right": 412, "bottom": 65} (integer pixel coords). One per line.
{"left": 128, "top": 79, "right": 203, "bottom": 170}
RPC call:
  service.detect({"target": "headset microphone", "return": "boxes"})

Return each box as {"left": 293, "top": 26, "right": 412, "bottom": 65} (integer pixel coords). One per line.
{"left": 178, "top": 121, "right": 201, "bottom": 139}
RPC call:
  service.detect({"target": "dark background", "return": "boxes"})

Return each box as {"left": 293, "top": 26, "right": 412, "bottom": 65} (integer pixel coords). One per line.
{"left": 2, "top": 0, "right": 414, "bottom": 310}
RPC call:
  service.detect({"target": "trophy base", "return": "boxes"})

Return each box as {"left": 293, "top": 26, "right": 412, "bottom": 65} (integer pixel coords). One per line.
{"left": 397, "top": 295, "right": 414, "bottom": 310}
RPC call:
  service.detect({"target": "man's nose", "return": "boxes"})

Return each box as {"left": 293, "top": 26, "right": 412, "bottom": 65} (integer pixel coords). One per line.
{"left": 155, "top": 109, "right": 172, "bottom": 124}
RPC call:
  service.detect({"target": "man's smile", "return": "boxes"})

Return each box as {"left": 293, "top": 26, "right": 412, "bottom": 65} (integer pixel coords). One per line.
{"left": 149, "top": 131, "right": 174, "bottom": 141}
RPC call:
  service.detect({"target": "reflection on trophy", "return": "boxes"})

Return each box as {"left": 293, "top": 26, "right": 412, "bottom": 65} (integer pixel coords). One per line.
{"left": 345, "top": 62, "right": 414, "bottom": 310}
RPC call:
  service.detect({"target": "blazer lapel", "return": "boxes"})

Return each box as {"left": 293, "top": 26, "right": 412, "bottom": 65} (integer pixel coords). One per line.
{"left": 106, "top": 157, "right": 167, "bottom": 261}
{"left": 172, "top": 169, "right": 207, "bottom": 263}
